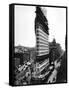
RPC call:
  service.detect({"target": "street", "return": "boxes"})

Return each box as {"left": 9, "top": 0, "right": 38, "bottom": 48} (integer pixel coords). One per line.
{"left": 47, "top": 60, "right": 61, "bottom": 83}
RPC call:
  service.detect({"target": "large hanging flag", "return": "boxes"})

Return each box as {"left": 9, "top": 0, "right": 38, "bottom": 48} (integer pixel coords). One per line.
{"left": 35, "top": 7, "right": 49, "bottom": 62}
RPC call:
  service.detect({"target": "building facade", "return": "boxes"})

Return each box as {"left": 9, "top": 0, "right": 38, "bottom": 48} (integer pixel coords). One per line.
{"left": 34, "top": 7, "right": 50, "bottom": 78}
{"left": 35, "top": 7, "right": 49, "bottom": 64}
{"left": 49, "top": 39, "right": 63, "bottom": 64}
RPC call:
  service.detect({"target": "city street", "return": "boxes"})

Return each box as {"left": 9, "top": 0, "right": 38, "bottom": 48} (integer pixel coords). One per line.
{"left": 47, "top": 60, "right": 61, "bottom": 83}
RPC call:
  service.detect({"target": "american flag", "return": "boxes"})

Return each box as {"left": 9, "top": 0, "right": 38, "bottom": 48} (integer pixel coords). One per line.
{"left": 36, "top": 25, "right": 49, "bottom": 56}
{"left": 35, "top": 7, "right": 49, "bottom": 71}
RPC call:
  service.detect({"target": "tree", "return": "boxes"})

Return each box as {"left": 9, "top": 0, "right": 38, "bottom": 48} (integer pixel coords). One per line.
{"left": 49, "top": 38, "right": 64, "bottom": 64}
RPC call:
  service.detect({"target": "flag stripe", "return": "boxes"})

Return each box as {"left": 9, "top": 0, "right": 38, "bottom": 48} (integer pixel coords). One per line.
{"left": 37, "top": 51, "right": 49, "bottom": 56}
{"left": 37, "top": 47, "right": 49, "bottom": 50}
{"left": 36, "top": 28, "right": 48, "bottom": 37}
{"left": 37, "top": 41, "right": 49, "bottom": 45}
{"left": 36, "top": 37, "right": 48, "bottom": 42}
{"left": 36, "top": 33, "right": 48, "bottom": 41}
{"left": 36, "top": 19, "right": 49, "bottom": 57}
{"left": 37, "top": 50, "right": 49, "bottom": 53}
{"left": 36, "top": 22, "right": 49, "bottom": 35}
{"left": 37, "top": 43, "right": 49, "bottom": 47}
{"left": 37, "top": 48, "right": 49, "bottom": 51}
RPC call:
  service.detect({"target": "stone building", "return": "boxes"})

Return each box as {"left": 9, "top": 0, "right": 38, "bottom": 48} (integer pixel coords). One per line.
{"left": 49, "top": 38, "right": 63, "bottom": 64}
{"left": 34, "top": 7, "right": 50, "bottom": 78}
{"left": 35, "top": 6, "right": 49, "bottom": 64}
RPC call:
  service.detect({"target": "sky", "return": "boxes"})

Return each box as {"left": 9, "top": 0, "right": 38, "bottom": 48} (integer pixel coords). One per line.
{"left": 15, "top": 5, "right": 36, "bottom": 47}
{"left": 46, "top": 7, "right": 66, "bottom": 50}
{"left": 15, "top": 5, "right": 66, "bottom": 50}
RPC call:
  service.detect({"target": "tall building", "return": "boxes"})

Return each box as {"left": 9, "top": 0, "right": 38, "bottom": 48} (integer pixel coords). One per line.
{"left": 35, "top": 7, "right": 49, "bottom": 62}
{"left": 35, "top": 7, "right": 49, "bottom": 74}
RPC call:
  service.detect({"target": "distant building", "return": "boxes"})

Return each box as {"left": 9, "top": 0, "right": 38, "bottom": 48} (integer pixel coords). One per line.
{"left": 14, "top": 46, "right": 36, "bottom": 67}
{"left": 49, "top": 38, "right": 63, "bottom": 64}
{"left": 14, "top": 53, "right": 23, "bottom": 67}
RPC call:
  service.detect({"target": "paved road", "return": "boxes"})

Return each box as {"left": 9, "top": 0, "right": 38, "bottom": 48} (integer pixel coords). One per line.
{"left": 47, "top": 60, "right": 61, "bottom": 83}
